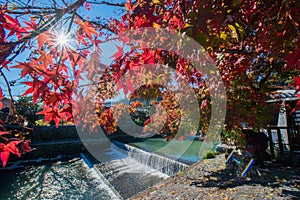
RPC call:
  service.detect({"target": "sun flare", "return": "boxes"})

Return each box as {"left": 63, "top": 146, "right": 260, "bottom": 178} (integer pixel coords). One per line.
{"left": 53, "top": 31, "right": 73, "bottom": 51}
{"left": 57, "top": 34, "right": 69, "bottom": 46}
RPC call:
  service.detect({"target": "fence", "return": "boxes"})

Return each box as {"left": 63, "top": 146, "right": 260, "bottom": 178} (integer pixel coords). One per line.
{"left": 267, "top": 125, "right": 300, "bottom": 161}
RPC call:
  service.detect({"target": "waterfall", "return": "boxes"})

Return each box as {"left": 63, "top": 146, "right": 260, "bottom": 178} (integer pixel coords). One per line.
{"left": 113, "top": 141, "right": 189, "bottom": 176}
{"left": 80, "top": 153, "right": 123, "bottom": 200}
{"left": 94, "top": 144, "right": 168, "bottom": 199}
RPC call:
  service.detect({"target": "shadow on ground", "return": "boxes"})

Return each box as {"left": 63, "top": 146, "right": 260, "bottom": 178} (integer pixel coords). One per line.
{"left": 188, "top": 161, "right": 300, "bottom": 199}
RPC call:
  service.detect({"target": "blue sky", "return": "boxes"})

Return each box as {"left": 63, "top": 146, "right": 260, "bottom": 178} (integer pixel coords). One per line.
{"left": 0, "top": 0, "right": 123, "bottom": 97}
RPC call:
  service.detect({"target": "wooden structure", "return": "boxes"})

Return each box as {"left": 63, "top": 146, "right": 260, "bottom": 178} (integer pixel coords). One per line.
{"left": 267, "top": 125, "right": 300, "bottom": 161}
{"left": 266, "top": 90, "right": 300, "bottom": 162}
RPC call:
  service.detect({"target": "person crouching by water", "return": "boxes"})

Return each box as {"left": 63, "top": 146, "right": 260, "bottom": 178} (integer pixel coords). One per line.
{"left": 242, "top": 129, "right": 269, "bottom": 168}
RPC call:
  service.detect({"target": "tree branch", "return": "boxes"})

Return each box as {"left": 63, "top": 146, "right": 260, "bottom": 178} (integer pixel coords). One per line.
{"left": 1, "top": 0, "right": 86, "bottom": 46}
{"left": 75, "top": 13, "right": 115, "bottom": 33}
{"left": 7, "top": 10, "right": 57, "bottom": 15}
{"left": 87, "top": 0, "right": 135, "bottom": 7}
{"left": 0, "top": 43, "right": 26, "bottom": 70}
{"left": 0, "top": 68, "right": 15, "bottom": 113}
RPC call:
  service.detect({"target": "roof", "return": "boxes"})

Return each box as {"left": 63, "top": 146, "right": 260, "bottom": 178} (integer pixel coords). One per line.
{"left": 267, "top": 90, "right": 300, "bottom": 103}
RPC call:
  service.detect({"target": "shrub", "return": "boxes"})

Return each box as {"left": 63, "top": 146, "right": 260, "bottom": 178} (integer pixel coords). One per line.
{"left": 202, "top": 150, "right": 219, "bottom": 159}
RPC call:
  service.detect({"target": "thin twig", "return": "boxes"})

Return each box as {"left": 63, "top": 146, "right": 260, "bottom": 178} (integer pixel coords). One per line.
{"left": 75, "top": 13, "right": 115, "bottom": 33}
{"left": 0, "top": 43, "right": 26, "bottom": 70}
{"left": 87, "top": 0, "right": 136, "bottom": 7}
{"left": 0, "top": 69, "right": 15, "bottom": 113}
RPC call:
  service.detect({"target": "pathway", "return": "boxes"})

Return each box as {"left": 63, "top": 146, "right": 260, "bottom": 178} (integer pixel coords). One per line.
{"left": 130, "top": 154, "right": 300, "bottom": 200}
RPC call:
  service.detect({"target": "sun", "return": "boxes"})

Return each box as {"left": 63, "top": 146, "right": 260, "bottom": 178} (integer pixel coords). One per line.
{"left": 56, "top": 33, "right": 69, "bottom": 47}
{"left": 53, "top": 30, "right": 73, "bottom": 51}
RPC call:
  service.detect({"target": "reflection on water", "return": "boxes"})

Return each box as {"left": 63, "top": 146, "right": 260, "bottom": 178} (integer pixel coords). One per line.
{"left": 0, "top": 158, "right": 120, "bottom": 200}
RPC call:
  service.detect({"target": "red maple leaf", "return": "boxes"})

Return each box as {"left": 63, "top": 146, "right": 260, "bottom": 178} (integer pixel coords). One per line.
{"left": 0, "top": 88, "right": 4, "bottom": 110}
{"left": 126, "top": 77, "right": 135, "bottom": 94}
{"left": 84, "top": 2, "right": 91, "bottom": 10}
{"left": 290, "top": 77, "right": 300, "bottom": 94}
{"left": 0, "top": 150, "right": 9, "bottom": 167}
{"left": 0, "top": 140, "right": 23, "bottom": 167}
{"left": 37, "top": 103, "right": 69, "bottom": 127}
{"left": 12, "top": 62, "right": 35, "bottom": 78}
{"left": 0, "top": 131, "right": 9, "bottom": 135}
{"left": 20, "top": 141, "right": 31, "bottom": 154}
{"left": 110, "top": 45, "right": 124, "bottom": 61}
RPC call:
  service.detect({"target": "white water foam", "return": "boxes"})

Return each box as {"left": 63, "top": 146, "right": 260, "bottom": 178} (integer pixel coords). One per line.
{"left": 80, "top": 153, "right": 122, "bottom": 200}
{"left": 113, "top": 141, "right": 188, "bottom": 176}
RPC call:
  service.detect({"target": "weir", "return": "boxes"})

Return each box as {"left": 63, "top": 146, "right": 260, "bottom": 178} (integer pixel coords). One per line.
{"left": 80, "top": 153, "right": 123, "bottom": 200}
{"left": 113, "top": 141, "right": 189, "bottom": 176}
{"left": 2, "top": 125, "right": 192, "bottom": 199}
{"left": 93, "top": 143, "right": 169, "bottom": 199}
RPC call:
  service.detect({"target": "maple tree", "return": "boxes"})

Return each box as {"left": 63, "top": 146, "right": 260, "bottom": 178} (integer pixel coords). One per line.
{"left": 0, "top": 0, "right": 300, "bottom": 166}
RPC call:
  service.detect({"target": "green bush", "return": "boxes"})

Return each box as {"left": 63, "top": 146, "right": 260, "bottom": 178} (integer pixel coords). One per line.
{"left": 15, "top": 96, "right": 43, "bottom": 125}
{"left": 34, "top": 119, "right": 50, "bottom": 126}
{"left": 202, "top": 150, "right": 219, "bottom": 159}
{"left": 220, "top": 126, "right": 245, "bottom": 146}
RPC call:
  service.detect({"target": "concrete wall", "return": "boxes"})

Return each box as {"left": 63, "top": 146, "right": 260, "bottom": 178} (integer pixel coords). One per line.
{"left": 29, "top": 125, "right": 80, "bottom": 142}
{"left": 23, "top": 125, "right": 83, "bottom": 159}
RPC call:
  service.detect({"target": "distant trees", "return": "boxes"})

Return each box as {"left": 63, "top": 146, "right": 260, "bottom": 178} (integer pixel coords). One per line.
{"left": 15, "top": 96, "right": 42, "bottom": 126}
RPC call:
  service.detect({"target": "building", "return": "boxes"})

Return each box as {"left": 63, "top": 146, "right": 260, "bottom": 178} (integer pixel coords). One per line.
{"left": 266, "top": 90, "right": 300, "bottom": 159}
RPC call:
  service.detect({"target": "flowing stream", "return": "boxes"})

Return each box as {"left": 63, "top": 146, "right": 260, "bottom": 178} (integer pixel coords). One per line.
{"left": 0, "top": 157, "right": 121, "bottom": 200}
{"left": 0, "top": 140, "right": 192, "bottom": 199}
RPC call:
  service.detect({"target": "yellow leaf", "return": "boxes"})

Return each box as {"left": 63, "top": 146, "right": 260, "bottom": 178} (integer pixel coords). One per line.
{"left": 184, "top": 23, "right": 193, "bottom": 28}
{"left": 153, "top": 22, "right": 161, "bottom": 28}
{"left": 153, "top": 0, "right": 162, "bottom": 5}
{"left": 228, "top": 24, "right": 238, "bottom": 40}
{"left": 235, "top": 22, "right": 245, "bottom": 34}
{"left": 220, "top": 32, "right": 227, "bottom": 40}
{"left": 228, "top": 24, "right": 236, "bottom": 32}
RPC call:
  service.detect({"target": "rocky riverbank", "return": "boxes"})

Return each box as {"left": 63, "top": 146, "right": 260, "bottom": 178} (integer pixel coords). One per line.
{"left": 130, "top": 154, "right": 300, "bottom": 200}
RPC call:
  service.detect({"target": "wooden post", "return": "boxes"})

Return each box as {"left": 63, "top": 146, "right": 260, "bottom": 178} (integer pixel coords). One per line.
{"left": 287, "top": 128, "right": 294, "bottom": 160}
{"left": 267, "top": 127, "right": 275, "bottom": 160}
{"left": 277, "top": 127, "right": 284, "bottom": 160}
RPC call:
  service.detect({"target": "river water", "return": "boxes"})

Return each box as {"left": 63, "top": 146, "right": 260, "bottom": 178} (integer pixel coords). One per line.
{"left": 0, "top": 157, "right": 120, "bottom": 200}
{"left": 0, "top": 138, "right": 202, "bottom": 199}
